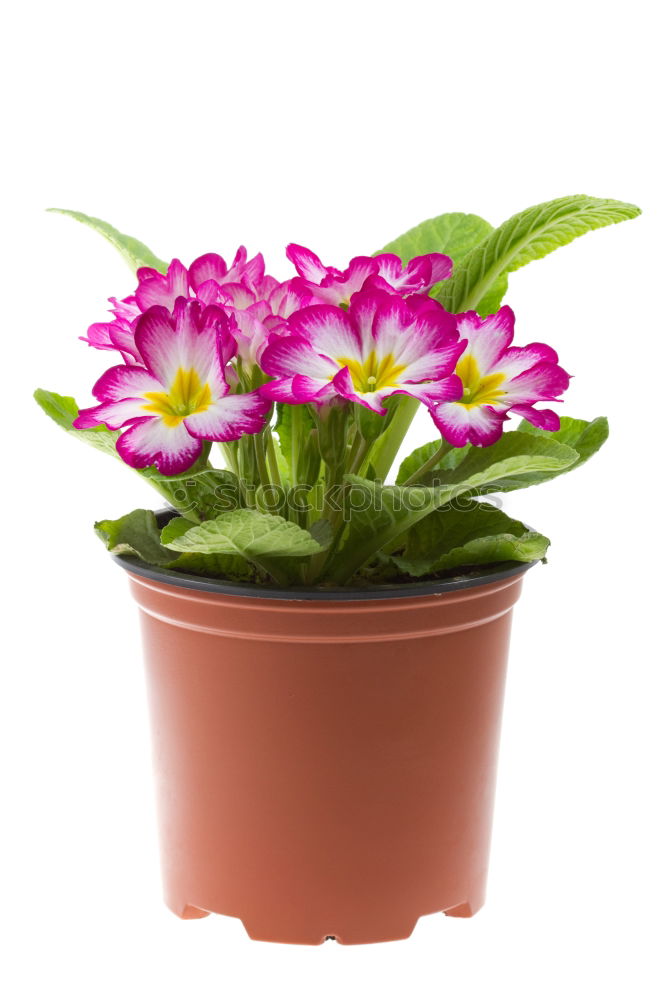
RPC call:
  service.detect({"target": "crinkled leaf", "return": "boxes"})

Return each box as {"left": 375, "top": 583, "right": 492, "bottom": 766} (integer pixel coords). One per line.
{"left": 159, "top": 517, "right": 195, "bottom": 546}
{"left": 436, "top": 195, "right": 640, "bottom": 314}
{"left": 169, "top": 552, "right": 257, "bottom": 581}
{"left": 388, "top": 503, "right": 550, "bottom": 576}
{"left": 477, "top": 417, "right": 609, "bottom": 492}
{"left": 96, "top": 510, "right": 257, "bottom": 580}
{"left": 156, "top": 468, "right": 241, "bottom": 519}
{"left": 419, "top": 432, "right": 579, "bottom": 490}
{"left": 95, "top": 509, "right": 173, "bottom": 566}
{"left": 377, "top": 211, "right": 507, "bottom": 315}
{"left": 164, "top": 508, "right": 326, "bottom": 559}
{"left": 48, "top": 208, "right": 168, "bottom": 274}
{"left": 329, "top": 436, "right": 577, "bottom": 583}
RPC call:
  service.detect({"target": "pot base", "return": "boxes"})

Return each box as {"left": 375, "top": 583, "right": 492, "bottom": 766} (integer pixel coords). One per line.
{"left": 166, "top": 894, "right": 484, "bottom": 944}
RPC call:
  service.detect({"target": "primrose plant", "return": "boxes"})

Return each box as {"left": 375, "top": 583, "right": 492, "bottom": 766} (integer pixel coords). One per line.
{"left": 35, "top": 197, "right": 639, "bottom": 588}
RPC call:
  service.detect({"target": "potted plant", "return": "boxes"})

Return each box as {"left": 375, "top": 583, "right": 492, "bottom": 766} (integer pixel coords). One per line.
{"left": 35, "top": 195, "right": 639, "bottom": 945}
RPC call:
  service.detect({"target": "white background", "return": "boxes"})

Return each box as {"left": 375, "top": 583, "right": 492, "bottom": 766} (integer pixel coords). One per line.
{"left": 3, "top": 1, "right": 665, "bottom": 997}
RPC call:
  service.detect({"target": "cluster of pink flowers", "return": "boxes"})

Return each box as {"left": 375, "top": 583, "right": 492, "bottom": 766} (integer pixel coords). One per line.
{"left": 75, "top": 243, "right": 570, "bottom": 475}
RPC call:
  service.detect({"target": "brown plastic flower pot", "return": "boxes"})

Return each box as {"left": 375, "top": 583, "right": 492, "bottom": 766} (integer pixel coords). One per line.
{"left": 116, "top": 554, "right": 535, "bottom": 945}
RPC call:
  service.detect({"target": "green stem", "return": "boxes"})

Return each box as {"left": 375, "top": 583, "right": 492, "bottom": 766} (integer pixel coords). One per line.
{"left": 290, "top": 405, "right": 301, "bottom": 486}
{"left": 219, "top": 442, "right": 239, "bottom": 477}
{"left": 401, "top": 439, "right": 450, "bottom": 487}
{"left": 368, "top": 397, "right": 420, "bottom": 482}
{"left": 253, "top": 435, "right": 272, "bottom": 512}
{"left": 265, "top": 431, "right": 282, "bottom": 487}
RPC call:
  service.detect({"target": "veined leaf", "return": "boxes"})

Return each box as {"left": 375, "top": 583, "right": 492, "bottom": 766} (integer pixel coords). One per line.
{"left": 34, "top": 388, "right": 120, "bottom": 458}
{"left": 48, "top": 208, "right": 168, "bottom": 274}
{"left": 378, "top": 211, "right": 492, "bottom": 261}
{"left": 388, "top": 503, "right": 550, "bottom": 576}
{"left": 329, "top": 434, "right": 577, "bottom": 583}
{"left": 95, "top": 509, "right": 173, "bottom": 566}
{"left": 34, "top": 388, "right": 208, "bottom": 517}
{"left": 164, "top": 508, "right": 326, "bottom": 559}
{"left": 436, "top": 195, "right": 641, "bottom": 314}
{"left": 96, "top": 510, "right": 257, "bottom": 580}
{"left": 377, "top": 211, "right": 507, "bottom": 315}
{"left": 418, "top": 432, "right": 578, "bottom": 490}
{"left": 478, "top": 417, "right": 609, "bottom": 492}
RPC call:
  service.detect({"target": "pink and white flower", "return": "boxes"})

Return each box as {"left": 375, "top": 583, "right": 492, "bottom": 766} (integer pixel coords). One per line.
{"left": 82, "top": 295, "right": 141, "bottom": 362}
{"left": 286, "top": 244, "right": 453, "bottom": 306}
{"left": 74, "top": 299, "right": 270, "bottom": 475}
{"left": 429, "top": 306, "right": 570, "bottom": 447}
{"left": 82, "top": 249, "right": 268, "bottom": 365}
{"left": 260, "top": 290, "right": 465, "bottom": 414}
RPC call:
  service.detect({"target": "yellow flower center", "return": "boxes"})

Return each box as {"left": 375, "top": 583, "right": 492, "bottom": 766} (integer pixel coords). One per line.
{"left": 337, "top": 350, "right": 406, "bottom": 393}
{"left": 143, "top": 367, "right": 213, "bottom": 427}
{"left": 456, "top": 354, "right": 506, "bottom": 408}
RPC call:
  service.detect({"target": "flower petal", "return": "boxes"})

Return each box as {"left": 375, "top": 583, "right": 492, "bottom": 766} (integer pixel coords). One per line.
{"left": 90, "top": 364, "right": 163, "bottom": 402}
{"left": 502, "top": 361, "right": 570, "bottom": 404}
{"left": 287, "top": 305, "right": 362, "bottom": 362}
{"left": 509, "top": 404, "right": 560, "bottom": 430}
{"left": 456, "top": 306, "right": 515, "bottom": 374}
{"left": 188, "top": 253, "right": 228, "bottom": 289}
{"left": 286, "top": 244, "right": 330, "bottom": 283}
{"left": 116, "top": 416, "right": 203, "bottom": 475}
{"left": 431, "top": 401, "right": 507, "bottom": 447}
{"left": 261, "top": 374, "right": 333, "bottom": 404}
{"left": 260, "top": 331, "right": 339, "bottom": 381}
{"left": 183, "top": 390, "right": 270, "bottom": 441}
{"left": 331, "top": 366, "right": 388, "bottom": 414}
{"left": 135, "top": 259, "right": 190, "bottom": 311}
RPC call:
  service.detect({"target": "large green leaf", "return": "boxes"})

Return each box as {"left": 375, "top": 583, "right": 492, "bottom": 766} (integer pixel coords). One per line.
{"left": 329, "top": 434, "right": 577, "bottom": 582}
{"left": 478, "top": 417, "right": 609, "bottom": 492}
{"left": 34, "top": 388, "right": 208, "bottom": 517}
{"left": 388, "top": 503, "right": 550, "bottom": 576}
{"left": 95, "top": 509, "right": 173, "bottom": 566}
{"left": 414, "top": 432, "right": 578, "bottom": 490}
{"left": 48, "top": 208, "right": 168, "bottom": 274}
{"left": 377, "top": 211, "right": 507, "bottom": 315}
{"left": 164, "top": 508, "right": 326, "bottom": 559}
{"left": 436, "top": 195, "right": 641, "bottom": 314}
{"left": 34, "top": 388, "right": 121, "bottom": 458}
{"left": 95, "top": 510, "right": 256, "bottom": 580}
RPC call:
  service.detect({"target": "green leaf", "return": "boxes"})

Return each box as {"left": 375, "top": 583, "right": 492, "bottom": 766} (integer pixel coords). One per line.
{"left": 418, "top": 431, "right": 578, "bottom": 490}
{"left": 329, "top": 435, "right": 577, "bottom": 583}
{"left": 158, "top": 468, "right": 241, "bottom": 519}
{"left": 396, "top": 439, "right": 470, "bottom": 485}
{"left": 388, "top": 503, "right": 550, "bottom": 576}
{"left": 169, "top": 552, "right": 257, "bottom": 581}
{"left": 159, "top": 517, "right": 195, "bottom": 546}
{"left": 378, "top": 211, "right": 491, "bottom": 262}
{"left": 34, "top": 388, "right": 120, "bottom": 458}
{"left": 95, "top": 509, "right": 173, "bottom": 565}
{"left": 164, "top": 509, "right": 326, "bottom": 559}
{"left": 96, "top": 510, "right": 257, "bottom": 581}
{"left": 436, "top": 195, "right": 641, "bottom": 314}
{"left": 34, "top": 388, "right": 211, "bottom": 516}
{"left": 48, "top": 208, "right": 168, "bottom": 274}
{"left": 477, "top": 417, "right": 609, "bottom": 492}
{"left": 377, "top": 211, "right": 507, "bottom": 316}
